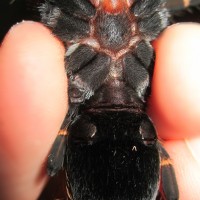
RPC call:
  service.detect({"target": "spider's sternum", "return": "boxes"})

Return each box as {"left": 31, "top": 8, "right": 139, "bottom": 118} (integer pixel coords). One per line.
{"left": 92, "top": 10, "right": 133, "bottom": 52}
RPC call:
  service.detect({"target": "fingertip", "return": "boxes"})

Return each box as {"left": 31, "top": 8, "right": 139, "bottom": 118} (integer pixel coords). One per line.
{"left": 0, "top": 21, "right": 67, "bottom": 200}
{"left": 2, "top": 21, "right": 65, "bottom": 69}
{"left": 149, "top": 23, "right": 200, "bottom": 139}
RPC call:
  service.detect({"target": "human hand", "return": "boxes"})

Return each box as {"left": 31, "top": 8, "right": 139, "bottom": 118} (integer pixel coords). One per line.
{"left": 0, "top": 22, "right": 200, "bottom": 200}
{"left": 149, "top": 23, "right": 200, "bottom": 200}
{"left": 0, "top": 22, "right": 67, "bottom": 200}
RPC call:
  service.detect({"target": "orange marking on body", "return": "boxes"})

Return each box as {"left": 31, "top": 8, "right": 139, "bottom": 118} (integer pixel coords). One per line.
{"left": 101, "top": 0, "right": 128, "bottom": 13}
{"left": 161, "top": 158, "right": 173, "bottom": 166}
{"left": 58, "top": 129, "right": 67, "bottom": 136}
{"left": 183, "top": 0, "right": 190, "bottom": 7}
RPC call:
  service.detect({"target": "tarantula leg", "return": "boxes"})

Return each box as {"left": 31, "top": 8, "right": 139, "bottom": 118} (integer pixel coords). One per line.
{"left": 38, "top": 170, "right": 70, "bottom": 200}
{"left": 47, "top": 104, "right": 80, "bottom": 176}
{"left": 47, "top": 51, "right": 110, "bottom": 176}
{"left": 157, "top": 143, "right": 179, "bottom": 200}
{"left": 47, "top": 130, "right": 68, "bottom": 177}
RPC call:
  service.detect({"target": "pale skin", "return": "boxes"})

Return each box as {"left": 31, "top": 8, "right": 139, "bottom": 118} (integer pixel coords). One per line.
{"left": 0, "top": 22, "right": 200, "bottom": 200}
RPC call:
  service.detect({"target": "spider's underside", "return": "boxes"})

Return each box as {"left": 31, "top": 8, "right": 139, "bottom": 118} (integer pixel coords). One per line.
{"left": 38, "top": 0, "right": 180, "bottom": 199}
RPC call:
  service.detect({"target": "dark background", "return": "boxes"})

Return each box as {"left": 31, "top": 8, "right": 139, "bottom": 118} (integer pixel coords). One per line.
{"left": 0, "top": 0, "right": 200, "bottom": 43}
{"left": 0, "top": 0, "right": 28, "bottom": 42}
{"left": 0, "top": 0, "right": 42, "bottom": 42}
{"left": 0, "top": 0, "right": 200, "bottom": 42}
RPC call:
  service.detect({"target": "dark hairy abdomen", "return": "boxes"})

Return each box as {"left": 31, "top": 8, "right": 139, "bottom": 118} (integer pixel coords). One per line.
{"left": 66, "top": 112, "right": 160, "bottom": 200}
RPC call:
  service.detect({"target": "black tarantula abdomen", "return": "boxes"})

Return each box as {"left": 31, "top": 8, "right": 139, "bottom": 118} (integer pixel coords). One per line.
{"left": 40, "top": 0, "right": 179, "bottom": 199}
{"left": 67, "top": 112, "right": 160, "bottom": 200}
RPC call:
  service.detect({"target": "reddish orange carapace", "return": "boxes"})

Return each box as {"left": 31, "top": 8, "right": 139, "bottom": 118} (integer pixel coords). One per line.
{"left": 102, "top": 0, "right": 128, "bottom": 13}
{"left": 91, "top": 0, "right": 133, "bottom": 13}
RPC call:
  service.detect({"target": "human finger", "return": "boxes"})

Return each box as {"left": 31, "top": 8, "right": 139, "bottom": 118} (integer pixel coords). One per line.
{"left": 0, "top": 21, "right": 67, "bottom": 200}
{"left": 149, "top": 23, "right": 200, "bottom": 139}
